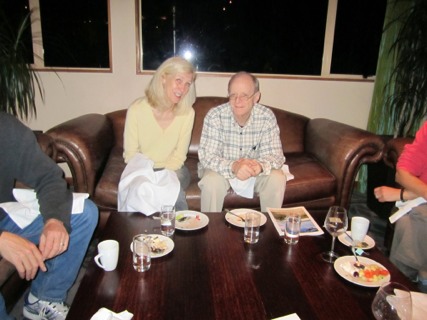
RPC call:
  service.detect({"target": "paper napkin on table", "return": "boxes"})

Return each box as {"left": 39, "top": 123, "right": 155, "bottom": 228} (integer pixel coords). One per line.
{"left": 0, "top": 188, "right": 89, "bottom": 229}
{"left": 271, "top": 313, "right": 301, "bottom": 320}
{"left": 411, "top": 291, "right": 427, "bottom": 320}
{"left": 90, "top": 308, "right": 133, "bottom": 320}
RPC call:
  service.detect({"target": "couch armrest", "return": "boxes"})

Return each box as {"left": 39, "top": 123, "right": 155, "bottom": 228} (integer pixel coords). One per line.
{"left": 383, "top": 137, "right": 414, "bottom": 169}
{"left": 46, "top": 114, "right": 114, "bottom": 196}
{"left": 305, "top": 118, "right": 384, "bottom": 209}
{"left": 34, "top": 131, "right": 57, "bottom": 159}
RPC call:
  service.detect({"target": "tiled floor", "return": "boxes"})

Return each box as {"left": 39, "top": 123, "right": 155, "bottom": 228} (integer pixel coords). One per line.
{"left": 8, "top": 191, "right": 392, "bottom": 319}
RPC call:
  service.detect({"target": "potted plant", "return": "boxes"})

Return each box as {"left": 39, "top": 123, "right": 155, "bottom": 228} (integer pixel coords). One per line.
{"left": 385, "top": 0, "right": 427, "bottom": 137}
{"left": 0, "top": 7, "right": 43, "bottom": 120}
{"left": 364, "top": 0, "right": 426, "bottom": 215}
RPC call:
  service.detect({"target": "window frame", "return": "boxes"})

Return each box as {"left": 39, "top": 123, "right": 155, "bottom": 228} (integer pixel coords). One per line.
{"left": 136, "top": 0, "right": 377, "bottom": 81}
{"left": 29, "top": 0, "right": 112, "bottom": 73}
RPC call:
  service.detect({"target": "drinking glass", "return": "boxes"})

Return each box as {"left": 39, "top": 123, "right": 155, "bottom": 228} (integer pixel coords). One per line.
{"left": 160, "top": 205, "right": 176, "bottom": 236}
{"left": 321, "top": 206, "right": 348, "bottom": 263}
{"left": 244, "top": 212, "right": 261, "bottom": 244}
{"left": 132, "top": 234, "right": 151, "bottom": 272}
{"left": 371, "top": 282, "right": 412, "bottom": 320}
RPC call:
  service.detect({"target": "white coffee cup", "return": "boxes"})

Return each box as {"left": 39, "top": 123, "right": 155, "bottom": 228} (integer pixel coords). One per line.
{"left": 94, "top": 240, "right": 119, "bottom": 271}
{"left": 351, "top": 216, "right": 370, "bottom": 245}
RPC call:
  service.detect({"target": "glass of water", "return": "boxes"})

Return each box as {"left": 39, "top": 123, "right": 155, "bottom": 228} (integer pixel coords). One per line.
{"left": 132, "top": 234, "right": 151, "bottom": 272}
{"left": 284, "top": 214, "right": 301, "bottom": 245}
{"left": 244, "top": 212, "right": 261, "bottom": 244}
{"left": 160, "top": 205, "right": 176, "bottom": 236}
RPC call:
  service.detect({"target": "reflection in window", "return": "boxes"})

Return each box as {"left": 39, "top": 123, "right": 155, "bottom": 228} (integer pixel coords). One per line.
{"left": 139, "top": 0, "right": 387, "bottom": 77}
{"left": 141, "top": 0, "right": 328, "bottom": 75}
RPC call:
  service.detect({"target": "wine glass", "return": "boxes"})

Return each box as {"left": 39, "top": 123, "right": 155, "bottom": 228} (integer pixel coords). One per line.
{"left": 371, "top": 282, "right": 412, "bottom": 320}
{"left": 321, "top": 206, "right": 348, "bottom": 263}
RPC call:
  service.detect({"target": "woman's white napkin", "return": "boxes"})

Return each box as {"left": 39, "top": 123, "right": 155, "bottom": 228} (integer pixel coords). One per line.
{"left": 117, "top": 153, "right": 179, "bottom": 215}
{"left": 0, "top": 188, "right": 89, "bottom": 229}
{"left": 389, "top": 197, "right": 427, "bottom": 223}
{"left": 229, "top": 164, "right": 294, "bottom": 199}
{"left": 90, "top": 308, "right": 133, "bottom": 320}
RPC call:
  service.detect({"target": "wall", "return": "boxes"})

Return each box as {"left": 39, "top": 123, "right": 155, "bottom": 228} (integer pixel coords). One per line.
{"left": 25, "top": 0, "right": 375, "bottom": 132}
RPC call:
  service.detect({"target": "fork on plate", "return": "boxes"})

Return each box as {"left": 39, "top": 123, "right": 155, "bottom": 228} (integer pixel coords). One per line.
{"left": 225, "top": 209, "right": 245, "bottom": 222}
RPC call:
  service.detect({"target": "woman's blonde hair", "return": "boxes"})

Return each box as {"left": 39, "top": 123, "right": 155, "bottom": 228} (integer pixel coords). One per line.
{"left": 145, "top": 56, "right": 197, "bottom": 114}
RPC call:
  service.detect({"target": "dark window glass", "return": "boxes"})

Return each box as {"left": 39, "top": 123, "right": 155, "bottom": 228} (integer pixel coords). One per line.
{"left": 39, "top": 0, "right": 109, "bottom": 68}
{"left": 0, "top": 0, "right": 34, "bottom": 63}
{"left": 331, "top": 0, "right": 387, "bottom": 77}
{"left": 141, "top": 0, "right": 329, "bottom": 75}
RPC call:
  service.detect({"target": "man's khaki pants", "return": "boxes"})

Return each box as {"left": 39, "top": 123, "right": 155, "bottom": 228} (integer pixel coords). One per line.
{"left": 198, "top": 169, "right": 286, "bottom": 212}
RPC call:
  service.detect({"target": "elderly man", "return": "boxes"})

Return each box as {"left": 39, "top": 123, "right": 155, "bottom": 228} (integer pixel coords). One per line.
{"left": 198, "top": 72, "right": 286, "bottom": 212}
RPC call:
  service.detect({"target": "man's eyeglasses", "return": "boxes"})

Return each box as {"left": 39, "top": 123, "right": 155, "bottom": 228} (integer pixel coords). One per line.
{"left": 228, "top": 92, "right": 257, "bottom": 102}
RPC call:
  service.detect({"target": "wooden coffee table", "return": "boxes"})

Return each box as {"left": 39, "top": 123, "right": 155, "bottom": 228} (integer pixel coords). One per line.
{"left": 67, "top": 211, "right": 417, "bottom": 319}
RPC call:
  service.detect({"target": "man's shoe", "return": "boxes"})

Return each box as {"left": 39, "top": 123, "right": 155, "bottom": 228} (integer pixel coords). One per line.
{"left": 23, "top": 294, "right": 69, "bottom": 320}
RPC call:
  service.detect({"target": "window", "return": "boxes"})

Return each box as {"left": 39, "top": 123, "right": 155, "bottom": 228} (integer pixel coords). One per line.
{"left": 138, "top": 0, "right": 387, "bottom": 78}
{"left": 39, "top": 0, "right": 110, "bottom": 69}
{"left": 331, "top": 0, "right": 387, "bottom": 77}
{"left": 0, "top": 0, "right": 34, "bottom": 63}
{"left": 0, "top": 0, "right": 111, "bottom": 70}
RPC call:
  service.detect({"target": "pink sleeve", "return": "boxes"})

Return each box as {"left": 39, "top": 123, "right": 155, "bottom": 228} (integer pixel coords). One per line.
{"left": 397, "top": 121, "right": 427, "bottom": 183}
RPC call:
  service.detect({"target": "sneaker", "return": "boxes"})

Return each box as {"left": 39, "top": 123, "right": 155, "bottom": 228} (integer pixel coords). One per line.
{"left": 23, "top": 294, "right": 69, "bottom": 320}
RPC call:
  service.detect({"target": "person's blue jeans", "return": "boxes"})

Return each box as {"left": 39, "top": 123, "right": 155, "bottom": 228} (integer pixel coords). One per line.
{"left": 175, "top": 166, "right": 190, "bottom": 211}
{"left": 0, "top": 199, "right": 98, "bottom": 319}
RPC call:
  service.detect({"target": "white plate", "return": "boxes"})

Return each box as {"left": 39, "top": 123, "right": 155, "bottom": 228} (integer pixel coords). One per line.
{"left": 338, "top": 231, "right": 375, "bottom": 250}
{"left": 334, "top": 256, "right": 390, "bottom": 287}
{"left": 175, "top": 210, "right": 209, "bottom": 231}
{"left": 225, "top": 209, "right": 267, "bottom": 228}
{"left": 130, "top": 234, "right": 174, "bottom": 258}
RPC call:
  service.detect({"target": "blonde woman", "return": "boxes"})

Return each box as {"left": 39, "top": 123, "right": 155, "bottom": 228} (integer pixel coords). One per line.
{"left": 124, "top": 57, "right": 196, "bottom": 210}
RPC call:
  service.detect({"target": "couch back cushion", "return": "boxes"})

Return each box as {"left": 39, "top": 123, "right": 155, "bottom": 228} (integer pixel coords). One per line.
{"left": 189, "top": 96, "right": 309, "bottom": 155}
{"left": 107, "top": 97, "right": 310, "bottom": 158}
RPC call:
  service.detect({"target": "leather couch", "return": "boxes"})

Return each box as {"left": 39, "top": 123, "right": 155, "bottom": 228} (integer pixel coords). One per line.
{"left": 46, "top": 96, "right": 384, "bottom": 223}
{"left": 0, "top": 132, "right": 57, "bottom": 313}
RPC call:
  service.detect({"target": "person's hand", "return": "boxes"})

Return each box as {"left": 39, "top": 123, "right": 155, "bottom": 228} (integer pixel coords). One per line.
{"left": 247, "top": 159, "right": 262, "bottom": 176}
{"left": 232, "top": 159, "right": 262, "bottom": 180}
{"left": 39, "top": 218, "right": 69, "bottom": 260}
{"left": 374, "top": 186, "right": 400, "bottom": 202}
{"left": 0, "top": 232, "right": 46, "bottom": 280}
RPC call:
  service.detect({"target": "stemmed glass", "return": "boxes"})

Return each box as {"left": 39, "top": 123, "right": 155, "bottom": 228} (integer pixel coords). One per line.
{"left": 371, "top": 282, "right": 412, "bottom": 320}
{"left": 321, "top": 206, "right": 348, "bottom": 263}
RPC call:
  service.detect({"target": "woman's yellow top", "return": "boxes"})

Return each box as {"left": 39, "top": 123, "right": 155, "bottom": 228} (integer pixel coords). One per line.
{"left": 123, "top": 98, "right": 195, "bottom": 170}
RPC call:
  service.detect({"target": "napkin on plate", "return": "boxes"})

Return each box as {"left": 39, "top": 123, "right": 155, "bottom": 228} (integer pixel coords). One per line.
{"left": 90, "top": 308, "right": 133, "bottom": 320}
{"left": 0, "top": 188, "right": 89, "bottom": 229}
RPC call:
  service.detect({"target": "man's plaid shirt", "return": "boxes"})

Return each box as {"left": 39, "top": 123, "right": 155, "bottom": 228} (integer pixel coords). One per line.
{"left": 198, "top": 102, "right": 285, "bottom": 179}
